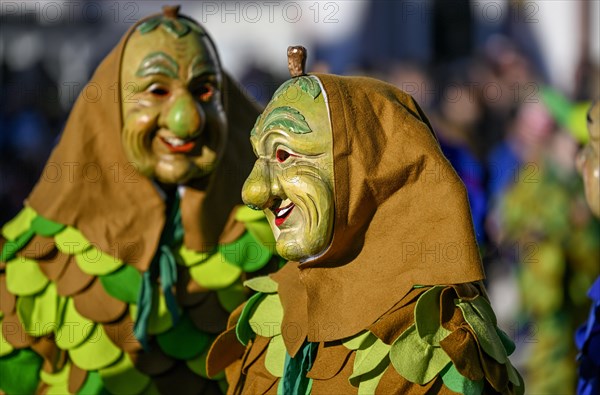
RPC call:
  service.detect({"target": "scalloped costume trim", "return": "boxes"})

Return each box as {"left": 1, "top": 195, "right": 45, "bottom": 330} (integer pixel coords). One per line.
{"left": 227, "top": 279, "right": 524, "bottom": 395}
{"left": 0, "top": 205, "right": 276, "bottom": 394}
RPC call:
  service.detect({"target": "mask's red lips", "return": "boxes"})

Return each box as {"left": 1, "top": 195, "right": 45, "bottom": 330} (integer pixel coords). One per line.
{"left": 273, "top": 202, "right": 295, "bottom": 227}
{"left": 160, "top": 136, "right": 196, "bottom": 153}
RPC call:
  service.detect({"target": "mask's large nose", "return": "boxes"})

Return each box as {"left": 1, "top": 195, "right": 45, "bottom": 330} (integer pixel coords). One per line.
{"left": 242, "top": 160, "right": 282, "bottom": 210}
{"left": 162, "top": 91, "right": 205, "bottom": 138}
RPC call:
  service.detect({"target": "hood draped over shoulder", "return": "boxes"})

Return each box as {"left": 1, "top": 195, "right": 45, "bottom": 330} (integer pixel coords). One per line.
{"left": 26, "top": 14, "right": 259, "bottom": 271}
{"left": 273, "top": 74, "right": 485, "bottom": 354}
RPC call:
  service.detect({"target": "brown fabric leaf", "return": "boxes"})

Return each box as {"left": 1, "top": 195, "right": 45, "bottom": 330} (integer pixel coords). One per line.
{"left": 241, "top": 336, "right": 270, "bottom": 376}
{"left": 228, "top": 303, "right": 245, "bottom": 329}
{"left": 31, "top": 335, "right": 66, "bottom": 374}
{"left": 479, "top": 344, "right": 509, "bottom": 393}
{"left": 451, "top": 283, "right": 480, "bottom": 301}
{"left": 176, "top": 265, "right": 211, "bottom": 307}
{"left": 206, "top": 327, "right": 245, "bottom": 378}
{"left": 55, "top": 255, "right": 94, "bottom": 297}
{"left": 188, "top": 292, "right": 229, "bottom": 334}
{"left": 1, "top": 312, "right": 35, "bottom": 348}
{"left": 17, "top": 235, "right": 56, "bottom": 260}
{"left": 72, "top": 278, "right": 127, "bottom": 323}
{"left": 129, "top": 343, "right": 176, "bottom": 376}
{"left": 375, "top": 365, "right": 450, "bottom": 395}
{"left": 307, "top": 341, "right": 353, "bottom": 380}
{"left": 224, "top": 358, "right": 243, "bottom": 395}
{"left": 0, "top": 274, "right": 16, "bottom": 314}
{"left": 439, "top": 326, "right": 484, "bottom": 381}
{"left": 440, "top": 287, "right": 466, "bottom": 332}
{"left": 37, "top": 250, "right": 70, "bottom": 282}
{"left": 68, "top": 363, "right": 88, "bottom": 394}
{"left": 310, "top": 348, "right": 356, "bottom": 395}
{"left": 369, "top": 303, "right": 415, "bottom": 345}
{"left": 103, "top": 312, "right": 141, "bottom": 352}
{"left": 239, "top": 351, "right": 278, "bottom": 395}
{"left": 270, "top": 263, "right": 308, "bottom": 357}
{"left": 218, "top": 207, "right": 246, "bottom": 244}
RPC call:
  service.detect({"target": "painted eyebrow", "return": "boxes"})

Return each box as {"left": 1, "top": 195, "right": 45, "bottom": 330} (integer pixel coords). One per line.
{"left": 190, "top": 55, "right": 218, "bottom": 80}
{"left": 136, "top": 51, "right": 179, "bottom": 79}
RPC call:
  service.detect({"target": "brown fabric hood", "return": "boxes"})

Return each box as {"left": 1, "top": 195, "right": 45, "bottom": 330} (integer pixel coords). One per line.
{"left": 273, "top": 74, "right": 484, "bottom": 350}
{"left": 26, "top": 13, "right": 259, "bottom": 271}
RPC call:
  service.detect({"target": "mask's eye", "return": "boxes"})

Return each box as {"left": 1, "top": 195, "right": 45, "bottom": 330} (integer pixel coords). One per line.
{"left": 149, "top": 85, "right": 170, "bottom": 97}
{"left": 276, "top": 149, "right": 292, "bottom": 163}
{"left": 197, "top": 83, "right": 215, "bottom": 102}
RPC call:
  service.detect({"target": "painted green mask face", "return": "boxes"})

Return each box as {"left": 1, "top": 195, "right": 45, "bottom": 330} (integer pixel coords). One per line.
{"left": 242, "top": 77, "right": 335, "bottom": 261}
{"left": 120, "top": 17, "right": 226, "bottom": 184}
{"left": 577, "top": 101, "right": 600, "bottom": 217}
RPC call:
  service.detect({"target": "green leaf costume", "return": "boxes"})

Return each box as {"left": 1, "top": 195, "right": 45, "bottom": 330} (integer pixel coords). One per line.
{"left": 0, "top": 9, "right": 277, "bottom": 395}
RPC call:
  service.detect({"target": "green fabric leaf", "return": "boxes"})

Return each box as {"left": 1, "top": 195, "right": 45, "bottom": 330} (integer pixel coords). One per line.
{"left": 130, "top": 288, "right": 174, "bottom": 335}
{"left": 440, "top": 363, "right": 484, "bottom": 395}
{"left": 1, "top": 228, "right": 34, "bottom": 261}
{"left": 100, "top": 264, "right": 142, "bottom": 304}
{"left": 342, "top": 330, "right": 375, "bottom": 351}
{"left": 1, "top": 206, "right": 36, "bottom": 240}
{"left": 390, "top": 324, "right": 451, "bottom": 384}
{"left": 69, "top": 325, "right": 122, "bottom": 371}
{"left": 235, "top": 206, "right": 266, "bottom": 223}
{"left": 6, "top": 256, "right": 49, "bottom": 296}
{"left": 30, "top": 215, "right": 65, "bottom": 237}
{"left": 189, "top": 251, "right": 242, "bottom": 290}
{"left": 219, "top": 231, "right": 271, "bottom": 272}
{"left": 40, "top": 361, "right": 70, "bottom": 386}
{"left": 278, "top": 342, "right": 317, "bottom": 395}
{"left": 457, "top": 302, "right": 507, "bottom": 364}
{"left": 244, "top": 276, "right": 278, "bottom": 294}
{"left": 0, "top": 349, "right": 43, "bottom": 395}
{"left": 77, "top": 371, "right": 106, "bottom": 395}
{"left": 245, "top": 221, "right": 276, "bottom": 247}
{"left": 178, "top": 245, "right": 212, "bottom": 267}
{"left": 506, "top": 360, "right": 522, "bottom": 386}
{"left": 17, "top": 282, "right": 61, "bottom": 337}
{"left": 236, "top": 293, "right": 265, "bottom": 346}
{"left": 54, "top": 226, "right": 91, "bottom": 254}
{"left": 414, "top": 286, "right": 451, "bottom": 345}
{"left": 75, "top": 247, "right": 124, "bottom": 276}
{"left": 186, "top": 350, "right": 225, "bottom": 380}
{"left": 265, "top": 334, "right": 286, "bottom": 377}
{"left": 56, "top": 297, "right": 96, "bottom": 350}
{"left": 249, "top": 293, "right": 283, "bottom": 338}
{"left": 99, "top": 353, "right": 150, "bottom": 395}
{"left": 349, "top": 337, "right": 391, "bottom": 386}
{"left": 0, "top": 317, "right": 15, "bottom": 357}
{"left": 156, "top": 314, "right": 213, "bottom": 360}
{"left": 496, "top": 327, "right": 516, "bottom": 356}
{"left": 217, "top": 282, "right": 247, "bottom": 313}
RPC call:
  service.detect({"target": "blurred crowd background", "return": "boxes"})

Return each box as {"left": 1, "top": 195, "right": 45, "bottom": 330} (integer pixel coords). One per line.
{"left": 1, "top": 0, "right": 599, "bottom": 392}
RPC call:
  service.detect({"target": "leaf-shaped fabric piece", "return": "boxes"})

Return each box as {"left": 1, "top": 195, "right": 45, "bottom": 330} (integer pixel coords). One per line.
{"left": 0, "top": 317, "right": 15, "bottom": 356}
{"left": 0, "top": 348, "right": 43, "bottom": 395}
{"left": 342, "top": 330, "right": 376, "bottom": 351}
{"left": 56, "top": 298, "right": 95, "bottom": 350}
{"left": 100, "top": 264, "right": 142, "bottom": 304}
{"left": 249, "top": 293, "right": 283, "bottom": 338}
{"left": 189, "top": 251, "right": 242, "bottom": 290}
{"left": 77, "top": 370, "right": 104, "bottom": 395}
{"left": 1, "top": 229, "right": 35, "bottom": 261}
{"left": 1, "top": 206, "right": 36, "bottom": 240}
{"left": 457, "top": 301, "right": 507, "bottom": 364}
{"left": 217, "top": 282, "right": 247, "bottom": 313}
{"left": 6, "top": 256, "right": 49, "bottom": 296}
{"left": 219, "top": 231, "right": 271, "bottom": 272}
{"left": 99, "top": 353, "right": 150, "bottom": 395}
{"left": 244, "top": 276, "right": 278, "bottom": 294}
{"left": 265, "top": 334, "right": 287, "bottom": 377}
{"left": 54, "top": 227, "right": 91, "bottom": 254}
{"left": 349, "top": 337, "right": 391, "bottom": 386}
{"left": 236, "top": 293, "right": 265, "bottom": 346}
{"left": 75, "top": 247, "right": 124, "bottom": 276}
{"left": 69, "top": 325, "right": 122, "bottom": 371}
{"left": 178, "top": 245, "right": 212, "bottom": 267}
{"left": 245, "top": 221, "right": 275, "bottom": 248}
{"left": 357, "top": 364, "right": 388, "bottom": 395}
{"left": 40, "top": 361, "right": 70, "bottom": 386}
{"left": 414, "top": 286, "right": 451, "bottom": 345}
{"left": 496, "top": 327, "right": 516, "bottom": 356}
{"left": 390, "top": 324, "right": 452, "bottom": 384}
{"left": 17, "top": 282, "right": 61, "bottom": 337}
{"left": 156, "top": 314, "right": 212, "bottom": 360}
{"left": 30, "top": 215, "right": 65, "bottom": 237}
{"left": 235, "top": 206, "right": 266, "bottom": 223}
{"left": 129, "top": 289, "right": 174, "bottom": 336}
{"left": 440, "top": 363, "right": 484, "bottom": 395}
